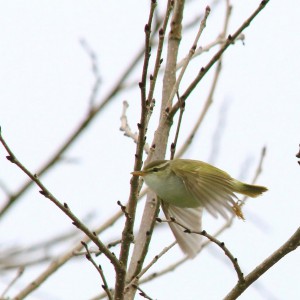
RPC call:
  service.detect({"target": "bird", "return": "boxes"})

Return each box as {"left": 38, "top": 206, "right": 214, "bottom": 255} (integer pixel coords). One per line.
{"left": 132, "top": 159, "right": 268, "bottom": 258}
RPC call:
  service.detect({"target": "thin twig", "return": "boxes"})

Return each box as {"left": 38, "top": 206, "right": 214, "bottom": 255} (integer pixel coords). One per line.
{"left": 79, "top": 38, "right": 102, "bottom": 109}
{"left": 147, "top": 0, "right": 173, "bottom": 105}
{"left": 174, "top": 0, "right": 231, "bottom": 160}
{"left": 175, "top": 60, "right": 222, "bottom": 159}
{"left": 170, "top": 93, "right": 185, "bottom": 160}
{"left": 175, "top": 34, "right": 244, "bottom": 71}
{"left": 0, "top": 128, "right": 122, "bottom": 272}
{"left": 10, "top": 209, "right": 123, "bottom": 300}
{"left": 0, "top": 267, "right": 24, "bottom": 299}
{"left": 1, "top": 223, "right": 82, "bottom": 259}
{"left": 120, "top": 101, "right": 150, "bottom": 154}
{"left": 116, "top": 2, "right": 157, "bottom": 299}
{"left": 166, "top": 6, "right": 211, "bottom": 109}
{"left": 81, "top": 242, "right": 113, "bottom": 300}
{"left": 170, "top": 0, "right": 270, "bottom": 118}
{"left": 125, "top": 241, "right": 176, "bottom": 292}
{"left": 165, "top": 218, "right": 245, "bottom": 283}
{"left": 0, "top": 23, "right": 150, "bottom": 220}
{"left": 132, "top": 285, "right": 154, "bottom": 300}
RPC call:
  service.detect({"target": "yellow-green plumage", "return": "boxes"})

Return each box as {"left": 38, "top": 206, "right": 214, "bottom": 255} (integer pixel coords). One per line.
{"left": 132, "top": 159, "right": 268, "bottom": 258}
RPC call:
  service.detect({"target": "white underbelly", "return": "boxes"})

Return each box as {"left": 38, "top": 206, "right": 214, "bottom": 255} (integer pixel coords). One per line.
{"left": 144, "top": 173, "right": 200, "bottom": 208}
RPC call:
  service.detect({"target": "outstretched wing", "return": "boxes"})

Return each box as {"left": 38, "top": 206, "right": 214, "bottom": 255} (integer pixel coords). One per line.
{"left": 161, "top": 201, "right": 203, "bottom": 258}
{"left": 171, "top": 160, "right": 237, "bottom": 219}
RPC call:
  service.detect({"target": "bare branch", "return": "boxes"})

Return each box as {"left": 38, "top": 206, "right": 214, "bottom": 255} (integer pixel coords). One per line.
{"left": 116, "top": 1, "right": 158, "bottom": 298}
{"left": 0, "top": 267, "right": 24, "bottom": 299}
{"left": 0, "top": 38, "right": 147, "bottom": 220}
{"left": 164, "top": 218, "right": 245, "bottom": 283}
{"left": 126, "top": 241, "right": 176, "bottom": 292}
{"left": 170, "top": 0, "right": 270, "bottom": 118}
{"left": 132, "top": 285, "right": 154, "bottom": 300}
{"left": 79, "top": 38, "right": 102, "bottom": 109}
{"left": 119, "top": 101, "right": 150, "bottom": 154}
{"left": 81, "top": 242, "right": 113, "bottom": 300}
{"left": 172, "top": 0, "right": 231, "bottom": 160}
{"left": 224, "top": 227, "right": 300, "bottom": 300}
{"left": 0, "top": 128, "right": 122, "bottom": 271}
{"left": 175, "top": 33, "right": 244, "bottom": 71}
{"left": 125, "top": 1, "right": 186, "bottom": 299}
{"left": 166, "top": 6, "right": 211, "bottom": 109}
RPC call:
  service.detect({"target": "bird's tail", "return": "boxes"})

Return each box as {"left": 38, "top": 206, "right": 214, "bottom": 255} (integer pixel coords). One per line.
{"left": 233, "top": 180, "right": 268, "bottom": 198}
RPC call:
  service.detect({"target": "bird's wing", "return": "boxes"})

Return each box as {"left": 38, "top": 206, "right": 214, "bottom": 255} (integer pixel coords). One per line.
{"left": 172, "top": 160, "right": 237, "bottom": 219}
{"left": 161, "top": 201, "right": 203, "bottom": 258}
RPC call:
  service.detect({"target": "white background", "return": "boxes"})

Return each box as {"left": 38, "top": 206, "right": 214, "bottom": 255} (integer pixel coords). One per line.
{"left": 0, "top": 1, "right": 299, "bottom": 299}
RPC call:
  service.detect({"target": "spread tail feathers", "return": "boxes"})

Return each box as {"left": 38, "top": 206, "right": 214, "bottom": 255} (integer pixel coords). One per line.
{"left": 161, "top": 202, "right": 203, "bottom": 258}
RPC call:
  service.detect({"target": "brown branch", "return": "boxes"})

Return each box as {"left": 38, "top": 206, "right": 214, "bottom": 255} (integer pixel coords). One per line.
{"left": 132, "top": 285, "right": 154, "bottom": 300}
{"left": 174, "top": 0, "right": 231, "bottom": 159}
{"left": 166, "top": 218, "right": 245, "bottom": 283}
{"left": 0, "top": 25, "right": 150, "bottom": 220}
{"left": 125, "top": 1, "right": 186, "bottom": 299}
{"left": 166, "top": 5, "right": 211, "bottom": 109}
{"left": 126, "top": 241, "right": 176, "bottom": 291}
{"left": 0, "top": 129, "right": 122, "bottom": 272}
{"left": 146, "top": 0, "right": 173, "bottom": 105}
{"left": 175, "top": 34, "right": 244, "bottom": 71}
{"left": 115, "top": 1, "right": 157, "bottom": 299}
{"left": 170, "top": 94, "right": 185, "bottom": 160}
{"left": 81, "top": 242, "right": 113, "bottom": 300}
{"left": 10, "top": 209, "right": 124, "bottom": 300}
{"left": 224, "top": 227, "right": 300, "bottom": 300}
{"left": 170, "top": 0, "right": 270, "bottom": 118}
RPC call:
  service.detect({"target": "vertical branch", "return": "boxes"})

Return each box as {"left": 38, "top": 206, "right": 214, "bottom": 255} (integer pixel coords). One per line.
{"left": 125, "top": 1, "right": 186, "bottom": 299}
{"left": 166, "top": 5, "right": 211, "bottom": 110}
{"left": 115, "top": 1, "right": 157, "bottom": 299}
{"left": 170, "top": 93, "right": 185, "bottom": 160}
{"left": 146, "top": 0, "right": 173, "bottom": 104}
{"left": 175, "top": 0, "right": 231, "bottom": 159}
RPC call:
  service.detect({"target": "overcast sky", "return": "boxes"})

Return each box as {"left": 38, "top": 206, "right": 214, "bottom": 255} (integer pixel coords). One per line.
{"left": 0, "top": 1, "right": 299, "bottom": 299}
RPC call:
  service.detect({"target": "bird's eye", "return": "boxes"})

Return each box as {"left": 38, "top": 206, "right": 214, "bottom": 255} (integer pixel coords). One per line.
{"left": 153, "top": 167, "right": 159, "bottom": 172}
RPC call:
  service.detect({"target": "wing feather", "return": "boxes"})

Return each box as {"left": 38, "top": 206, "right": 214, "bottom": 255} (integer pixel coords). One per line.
{"left": 161, "top": 201, "right": 202, "bottom": 258}
{"left": 171, "top": 160, "right": 237, "bottom": 218}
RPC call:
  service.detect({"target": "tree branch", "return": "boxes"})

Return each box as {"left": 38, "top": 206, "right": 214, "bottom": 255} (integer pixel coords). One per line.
{"left": 170, "top": 0, "right": 270, "bottom": 118}
{"left": 224, "top": 226, "right": 300, "bottom": 300}
{"left": 0, "top": 128, "right": 122, "bottom": 271}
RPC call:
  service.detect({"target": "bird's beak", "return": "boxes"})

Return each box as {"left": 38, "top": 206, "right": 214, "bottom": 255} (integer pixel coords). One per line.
{"left": 131, "top": 170, "right": 145, "bottom": 177}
